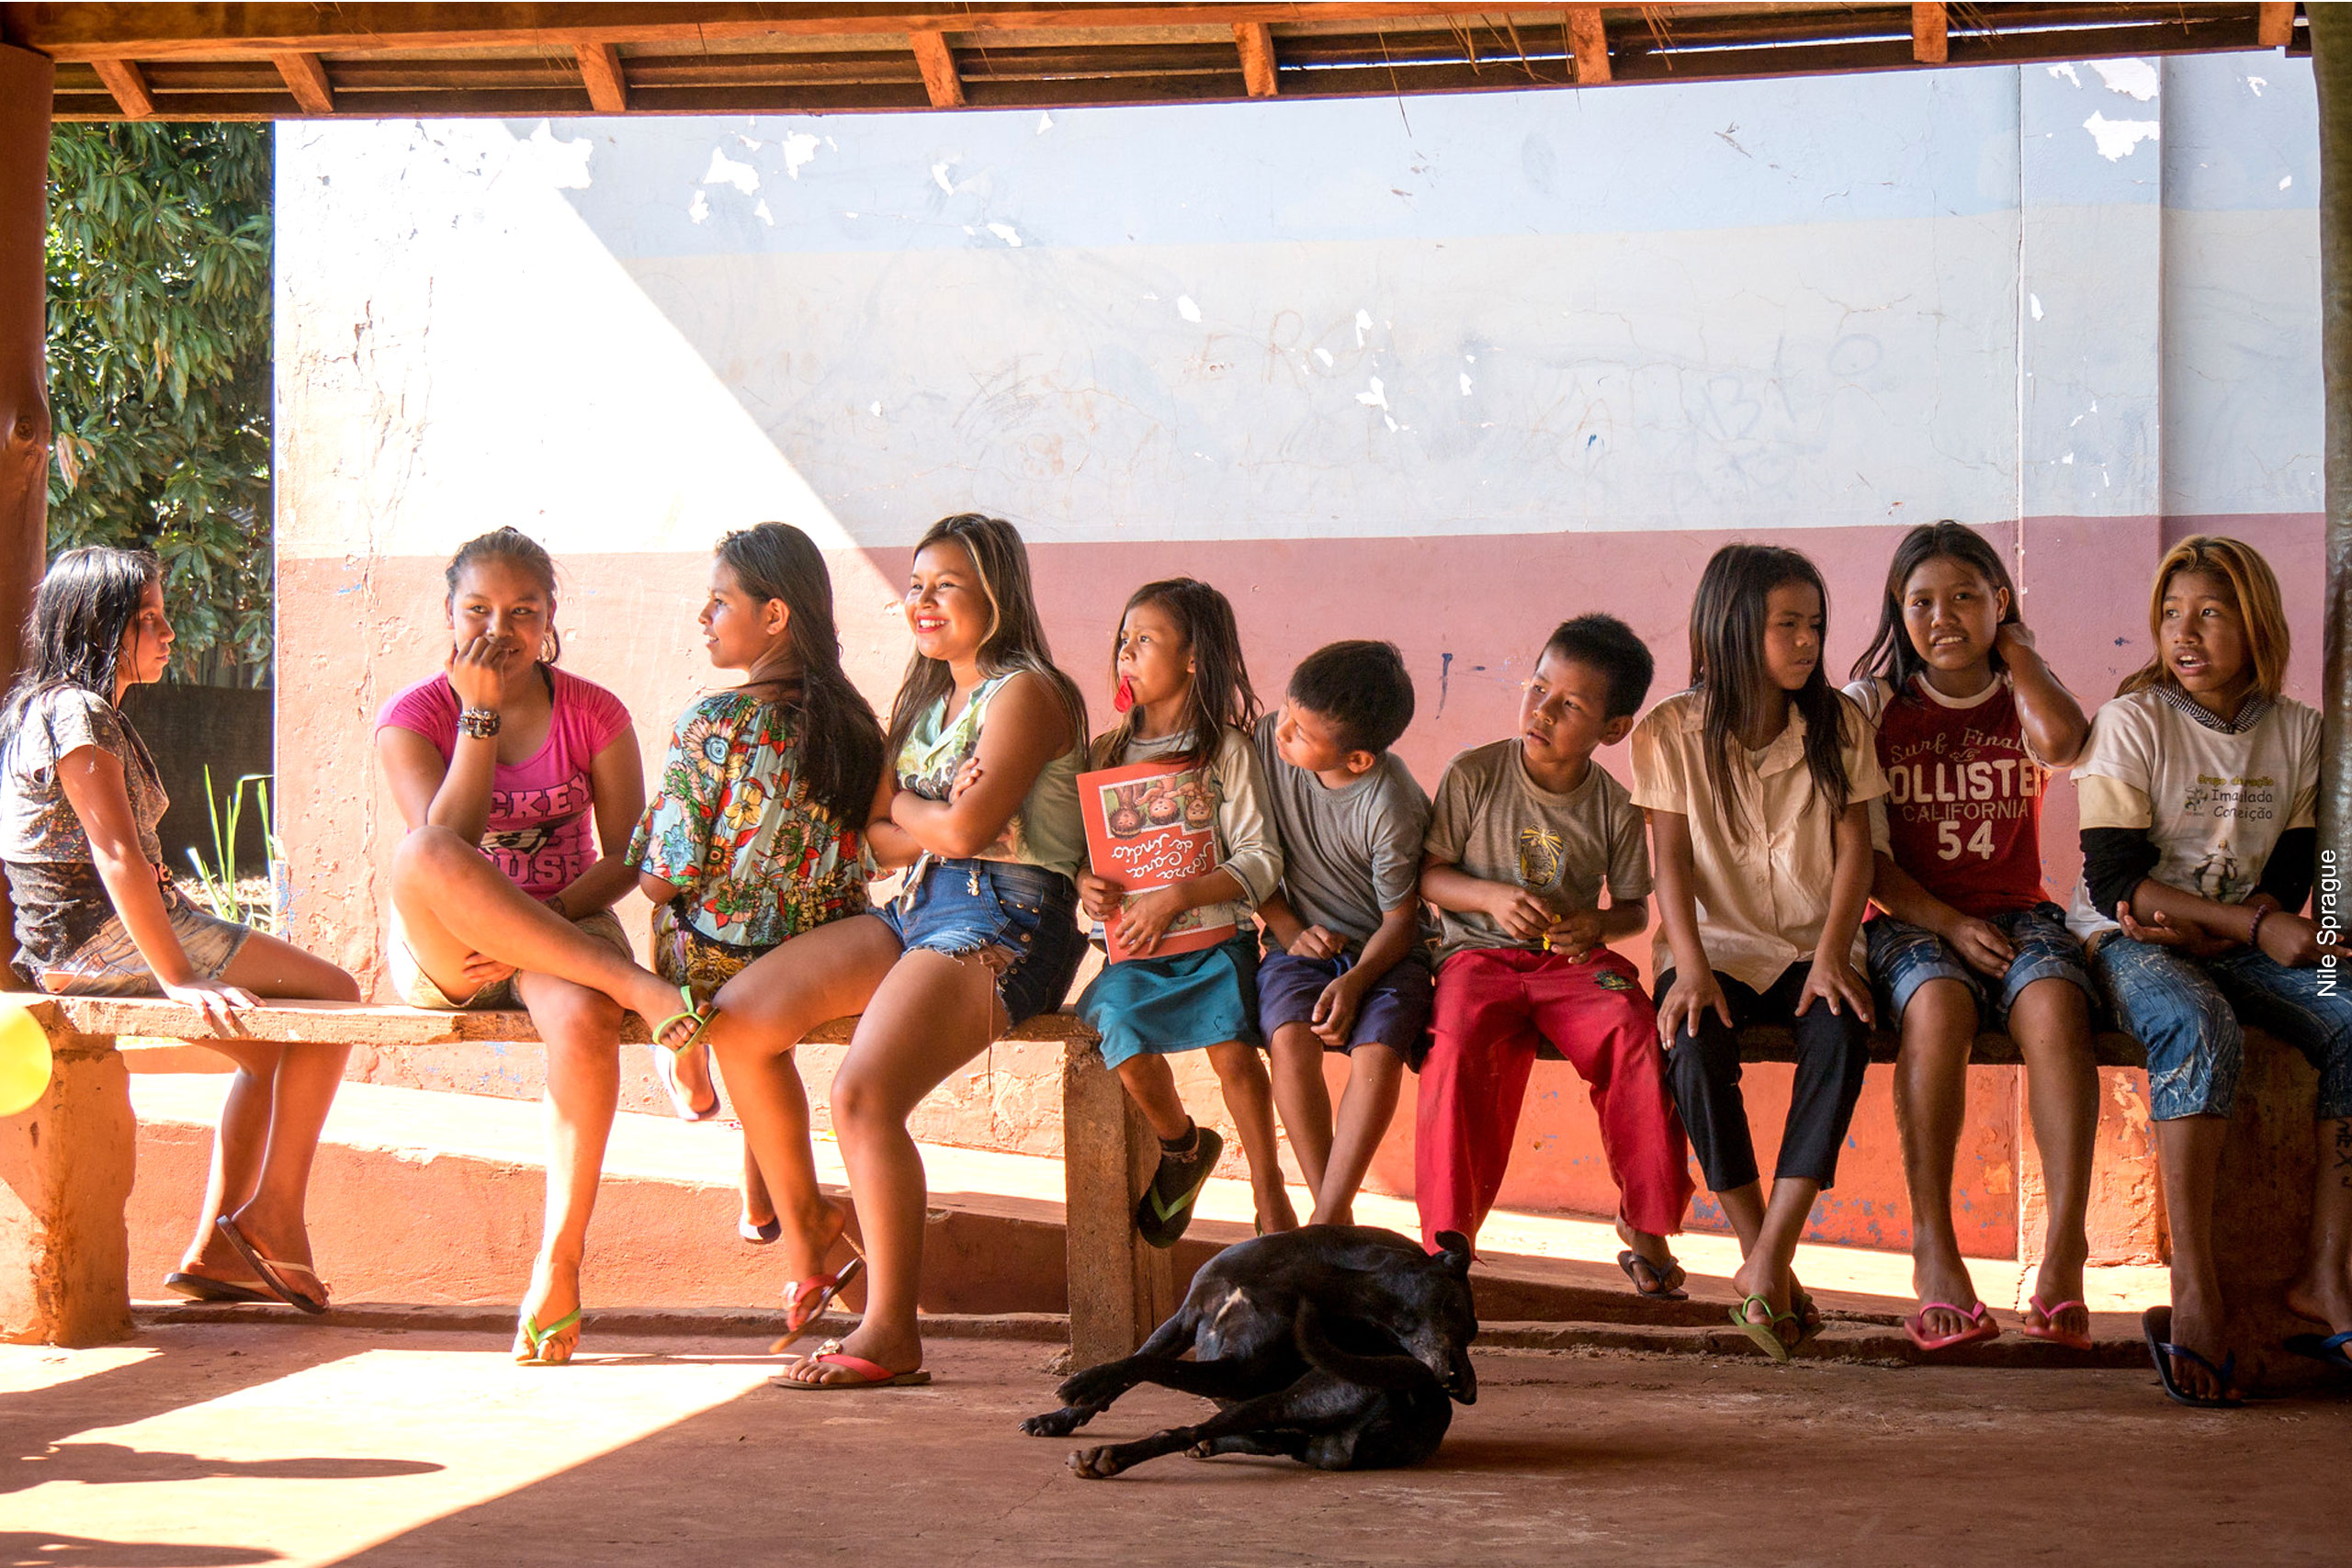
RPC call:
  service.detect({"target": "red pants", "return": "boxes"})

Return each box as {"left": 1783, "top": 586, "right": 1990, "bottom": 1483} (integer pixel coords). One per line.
{"left": 1416, "top": 946, "right": 1693, "bottom": 1252}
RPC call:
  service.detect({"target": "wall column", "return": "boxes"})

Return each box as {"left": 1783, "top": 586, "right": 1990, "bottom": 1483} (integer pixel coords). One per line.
{"left": 2312, "top": 11, "right": 2352, "bottom": 874}
{"left": 0, "top": 45, "right": 55, "bottom": 982}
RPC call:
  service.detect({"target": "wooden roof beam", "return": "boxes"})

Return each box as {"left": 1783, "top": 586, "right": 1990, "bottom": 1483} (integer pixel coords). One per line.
{"left": 272, "top": 51, "right": 333, "bottom": 113}
{"left": 1911, "top": 3, "right": 1949, "bottom": 65}
{"left": 1234, "top": 21, "right": 1277, "bottom": 96}
{"left": 1566, "top": 5, "right": 1610, "bottom": 84}
{"left": 576, "top": 39, "right": 628, "bottom": 110}
{"left": 92, "top": 56, "right": 154, "bottom": 117}
{"left": 2256, "top": 3, "right": 2295, "bottom": 47}
{"left": 910, "top": 28, "right": 963, "bottom": 107}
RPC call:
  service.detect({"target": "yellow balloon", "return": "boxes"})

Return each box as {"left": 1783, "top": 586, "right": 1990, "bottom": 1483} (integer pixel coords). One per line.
{"left": 0, "top": 1004, "right": 52, "bottom": 1118}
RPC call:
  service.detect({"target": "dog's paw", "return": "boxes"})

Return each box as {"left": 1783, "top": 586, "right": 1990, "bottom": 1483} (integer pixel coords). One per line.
{"left": 1068, "top": 1447, "right": 1124, "bottom": 1480}
{"left": 1021, "top": 1408, "right": 1083, "bottom": 1438}
{"left": 1056, "top": 1365, "right": 1125, "bottom": 1406}
{"left": 1185, "top": 1440, "right": 1216, "bottom": 1461}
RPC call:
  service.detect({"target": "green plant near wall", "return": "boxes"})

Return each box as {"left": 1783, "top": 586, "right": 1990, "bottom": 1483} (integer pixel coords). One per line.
{"left": 45, "top": 123, "right": 274, "bottom": 686}
{"left": 183, "top": 768, "right": 283, "bottom": 934}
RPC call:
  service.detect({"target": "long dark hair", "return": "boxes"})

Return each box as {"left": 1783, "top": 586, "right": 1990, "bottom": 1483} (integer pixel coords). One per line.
{"left": 445, "top": 526, "right": 562, "bottom": 664}
{"left": 0, "top": 546, "right": 163, "bottom": 748}
{"left": 1851, "top": 520, "right": 2019, "bottom": 693}
{"left": 715, "top": 522, "right": 886, "bottom": 826}
{"left": 884, "top": 513, "right": 1089, "bottom": 764}
{"left": 1688, "top": 543, "right": 1852, "bottom": 834}
{"left": 1097, "top": 577, "right": 1260, "bottom": 772}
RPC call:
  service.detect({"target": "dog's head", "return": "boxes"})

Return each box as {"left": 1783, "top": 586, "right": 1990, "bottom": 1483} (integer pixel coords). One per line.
{"left": 1396, "top": 1231, "right": 1478, "bottom": 1404}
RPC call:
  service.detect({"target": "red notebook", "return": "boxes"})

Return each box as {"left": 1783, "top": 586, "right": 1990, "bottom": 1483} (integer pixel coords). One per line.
{"left": 1077, "top": 757, "right": 1233, "bottom": 964}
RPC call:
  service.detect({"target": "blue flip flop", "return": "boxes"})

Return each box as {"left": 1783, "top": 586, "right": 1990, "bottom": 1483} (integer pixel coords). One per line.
{"left": 2142, "top": 1306, "right": 2242, "bottom": 1408}
{"left": 2284, "top": 1328, "right": 2352, "bottom": 1373}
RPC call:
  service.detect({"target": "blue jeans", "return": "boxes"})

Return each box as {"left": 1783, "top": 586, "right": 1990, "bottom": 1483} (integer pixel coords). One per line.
{"left": 1866, "top": 903, "right": 2094, "bottom": 1030}
{"left": 876, "top": 856, "right": 1085, "bottom": 1028}
{"left": 2093, "top": 935, "right": 2352, "bottom": 1122}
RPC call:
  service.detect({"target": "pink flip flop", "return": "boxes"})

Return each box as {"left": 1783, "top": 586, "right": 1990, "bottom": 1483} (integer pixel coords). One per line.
{"left": 770, "top": 1341, "right": 931, "bottom": 1391}
{"left": 1903, "top": 1299, "right": 2001, "bottom": 1353}
{"left": 2020, "top": 1294, "right": 2094, "bottom": 1351}
{"left": 767, "top": 1254, "right": 866, "bottom": 1354}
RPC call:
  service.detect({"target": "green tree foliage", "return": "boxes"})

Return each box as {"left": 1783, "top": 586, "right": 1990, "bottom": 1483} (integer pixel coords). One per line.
{"left": 45, "top": 124, "right": 272, "bottom": 685}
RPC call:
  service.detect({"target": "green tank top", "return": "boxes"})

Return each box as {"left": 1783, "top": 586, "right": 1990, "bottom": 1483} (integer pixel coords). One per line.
{"left": 895, "top": 671, "right": 1086, "bottom": 881}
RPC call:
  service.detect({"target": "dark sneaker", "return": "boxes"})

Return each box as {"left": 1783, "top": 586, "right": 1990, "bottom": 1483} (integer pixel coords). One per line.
{"left": 1135, "top": 1126, "right": 1224, "bottom": 1248}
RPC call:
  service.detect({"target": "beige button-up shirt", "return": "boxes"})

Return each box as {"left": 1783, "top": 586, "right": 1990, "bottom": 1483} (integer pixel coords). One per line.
{"left": 1628, "top": 688, "right": 1888, "bottom": 991}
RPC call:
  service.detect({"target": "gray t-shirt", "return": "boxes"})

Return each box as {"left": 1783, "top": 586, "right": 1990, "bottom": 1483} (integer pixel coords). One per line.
{"left": 1251, "top": 711, "right": 1430, "bottom": 957}
{"left": 1423, "top": 740, "right": 1651, "bottom": 964}
{"left": 0, "top": 687, "right": 171, "bottom": 972}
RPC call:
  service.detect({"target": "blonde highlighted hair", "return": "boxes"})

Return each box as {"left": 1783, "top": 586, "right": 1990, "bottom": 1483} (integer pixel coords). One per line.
{"left": 2116, "top": 535, "right": 2291, "bottom": 702}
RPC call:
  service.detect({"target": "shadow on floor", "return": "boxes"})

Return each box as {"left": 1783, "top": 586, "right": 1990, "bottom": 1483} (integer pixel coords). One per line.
{"left": 0, "top": 1533, "right": 280, "bottom": 1568}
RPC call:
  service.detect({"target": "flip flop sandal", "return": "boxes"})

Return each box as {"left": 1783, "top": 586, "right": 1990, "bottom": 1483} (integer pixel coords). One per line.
{"left": 162, "top": 1270, "right": 277, "bottom": 1304}
{"left": 740, "top": 1214, "right": 783, "bottom": 1246}
{"left": 2020, "top": 1294, "right": 2095, "bottom": 1351}
{"left": 770, "top": 1345, "right": 931, "bottom": 1391}
{"left": 2143, "top": 1306, "right": 2242, "bottom": 1409}
{"left": 213, "top": 1217, "right": 330, "bottom": 1314}
{"left": 2282, "top": 1328, "right": 2352, "bottom": 1374}
{"left": 649, "top": 987, "right": 723, "bottom": 1121}
{"left": 515, "top": 1306, "right": 582, "bottom": 1366}
{"left": 1617, "top": 1250, "right": 1688, "bottom": 1301}
{"left": 1729, "top": 1294, "right": 1794, "bottom": 1364}
{"left": 1904, "top": 1300, "right": 2002, "bottom": 1353}
{"left": 769, "top": 1255, "right": 867, "bottom": 1354}
{"left": 1790, "top": 1286, "right": 1826, "bottom": 1349}
{"left": 1135, "top": 1125, "right": 1223, "bottom": 1249}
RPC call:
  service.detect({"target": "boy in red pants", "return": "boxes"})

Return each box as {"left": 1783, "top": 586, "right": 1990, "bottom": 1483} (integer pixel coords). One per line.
{"left": 1416, "top": 615, "right": 1693, "bottom": 1296}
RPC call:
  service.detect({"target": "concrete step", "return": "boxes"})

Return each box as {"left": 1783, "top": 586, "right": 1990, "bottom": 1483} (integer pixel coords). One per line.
{"left": 128, "top": 1076, "right": 2166, "bottom": 1342}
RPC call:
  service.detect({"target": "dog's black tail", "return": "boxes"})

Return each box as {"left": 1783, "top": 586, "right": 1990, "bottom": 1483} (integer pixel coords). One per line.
{"left": 1292, "top": 1300, "right": 1446, "bottom": 1394}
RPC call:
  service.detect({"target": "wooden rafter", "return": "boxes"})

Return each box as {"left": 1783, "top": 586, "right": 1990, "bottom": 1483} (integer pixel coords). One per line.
{"left": 1566, "top": 5, "right": 1611, "bottom": 84}
{"left": 1911, "top": 3, "right": 1949, "bottom": 64}
{"left": 575, "top": 39, "right": 628, "bottom": 110}
{"left": 910, "top": 28, "right": 963, "bottom": 108}
{"left": 2256, "top": 2, "right": 2294, "bottom": 47}
{"left": 270, "top": 50, "right": 332, "bottom": 113}
{"left": 1234, "top": 21, "right": 1277, "bottom": 96}
{"left": 90, "top": 56, "right": 154, "bottom": 116}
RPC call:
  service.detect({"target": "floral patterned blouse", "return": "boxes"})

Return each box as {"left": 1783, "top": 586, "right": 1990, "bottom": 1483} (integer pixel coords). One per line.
{"left": 628, "top": 690, "right": 869, "bottom": 950}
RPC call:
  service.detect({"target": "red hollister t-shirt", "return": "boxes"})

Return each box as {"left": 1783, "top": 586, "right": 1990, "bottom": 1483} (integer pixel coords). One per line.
{"left": 1848, "top": 673, "right": 2049, "bottom": 919}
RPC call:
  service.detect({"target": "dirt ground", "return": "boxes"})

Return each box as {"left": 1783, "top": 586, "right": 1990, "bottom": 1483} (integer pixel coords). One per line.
{"left": 5, "top": 1320, "right": 2346, "bottom": 1567}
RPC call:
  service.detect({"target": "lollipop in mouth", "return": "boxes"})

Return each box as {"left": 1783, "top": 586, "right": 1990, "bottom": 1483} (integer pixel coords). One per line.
{"left": 1114, "top": 675, "right": 1136, "bottom": 714}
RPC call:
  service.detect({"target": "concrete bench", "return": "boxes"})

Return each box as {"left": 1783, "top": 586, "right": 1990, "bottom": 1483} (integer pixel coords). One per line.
{"left": 3, "top": 994, "right": 2320, "bottom": 1388}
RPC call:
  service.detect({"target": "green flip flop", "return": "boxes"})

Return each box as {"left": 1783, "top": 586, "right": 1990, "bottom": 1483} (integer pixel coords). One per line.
{"left": 1730, "top": 1294, "right": 1795, "bottom": 1363}
{"left": 515, "top": 1306, "right": 582, "bottom": 1366}
{"left": 650, "top": 985, "right": 719, "bottom": 1056}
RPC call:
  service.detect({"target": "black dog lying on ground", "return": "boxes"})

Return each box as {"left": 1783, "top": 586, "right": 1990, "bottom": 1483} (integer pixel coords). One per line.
{"left": 1023, "top": 1225, "right": 1478, "bottom": 1478}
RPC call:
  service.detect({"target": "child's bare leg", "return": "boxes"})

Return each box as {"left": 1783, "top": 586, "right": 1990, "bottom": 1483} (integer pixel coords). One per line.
{"left": 2153, "top": 1114, "right": 2232, "bottom": 1399}
{"left": 739, "top": 1138, "right": 777, "bottom": 1235}
{"left": 511, "top": 974, "right": 623, "bottom": 1362}
{"left": 1731, "top": 1179, "right": 1820, "bottom": 1345}
{"left": 2285, "top": 1118, "right": 2352, "bottom": 1336}
{"left": 1314, "top": 1044, "right": 1403, "bottom": 1226}
{"left": 2009, "top": 976, "right": 2098, "bottom": 1336}
{"left": 1114, "top": 1053, "right": 1195, "bottom": 1142}
{"left": 1207, "top": 1041, "right": 1297, "bottom": 1233}
{"left": 1893, "top": 977, "right": 1980, "bottom": 1338}
{"left": 1613, "top": 1215, "right": 1674, "bottom": 1271}
{"left": 710, "top": 919, "right": 901, "bottom": 1284}
{"left": 390, "top": 827, "right": 684, "bottom": 1032}
{"left": 1268, "top": 1022, "right": 1335, "bottom": 1198}
{"left": 180, "top": 1048, "right": 272, "bottom": 1275}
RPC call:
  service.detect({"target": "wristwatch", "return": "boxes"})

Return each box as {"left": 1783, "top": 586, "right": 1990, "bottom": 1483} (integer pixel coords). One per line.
{"left": 458, "top": 706, "right": 503, "bottom": 739}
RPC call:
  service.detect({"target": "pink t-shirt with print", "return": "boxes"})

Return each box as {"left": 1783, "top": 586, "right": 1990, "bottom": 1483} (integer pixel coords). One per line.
{"left": 375, "top": 667, "right": 632, "bottom": 899}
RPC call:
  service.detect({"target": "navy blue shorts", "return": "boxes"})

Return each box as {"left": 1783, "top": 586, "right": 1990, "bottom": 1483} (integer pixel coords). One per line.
{"left": 876, "top": 857, "right": 1086, "bottom": 1028}
{"left": 1865, "top": 902, "right": 2093, "bottom": 1031}
{"left": 1257, "top": 948, "right": 1432, "bottom": 1070}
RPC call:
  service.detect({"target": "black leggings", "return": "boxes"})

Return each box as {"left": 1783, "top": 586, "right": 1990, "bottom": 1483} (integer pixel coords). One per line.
{"left": 1657, "top": 963, "right": 1871, "bottom": 1192}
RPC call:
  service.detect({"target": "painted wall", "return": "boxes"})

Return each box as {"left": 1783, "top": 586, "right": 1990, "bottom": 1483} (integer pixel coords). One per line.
{"left": 274, "top": 52, "right": 2321, "bottom": 1262}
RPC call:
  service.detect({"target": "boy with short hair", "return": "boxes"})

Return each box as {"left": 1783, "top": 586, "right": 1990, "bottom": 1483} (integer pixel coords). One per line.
{"left": 1254, "top": 639, "right": 1432, "bottom": 1227}
{"left": 1416, "top": 615, "right": 1693, "bottom": 1292}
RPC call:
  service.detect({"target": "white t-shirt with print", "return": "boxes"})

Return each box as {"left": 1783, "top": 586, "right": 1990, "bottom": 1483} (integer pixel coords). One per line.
{"left": 2064, "top": 689, "right": 2320, "bottom": 943}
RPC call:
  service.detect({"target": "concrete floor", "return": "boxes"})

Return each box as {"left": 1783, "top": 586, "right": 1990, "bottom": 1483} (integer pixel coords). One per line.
{"left": 5, "top": 1321, "right": 2346, "bottom": 1567}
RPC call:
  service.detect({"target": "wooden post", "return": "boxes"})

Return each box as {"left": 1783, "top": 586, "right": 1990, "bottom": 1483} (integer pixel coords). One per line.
{"left": 1234, "top": 22, "right": 1278, "bottom": 98}
{"left": 2313, "top": 10, "right": 2351, "bottom": 888}
{"left": 1062, "top": 1041, "right": 1173, "bottom": 1367}
{"left": 1566, "top": 6, "right": 1610, "bottom": 85}
{"left": 0, "top": 1007, "right": 135, "bottom": 1347}
{"left": 910, "top": 30, "right": 965, "bottom": 109}
{"left": 0, "top": 46, "right": 54, "bottom": 990}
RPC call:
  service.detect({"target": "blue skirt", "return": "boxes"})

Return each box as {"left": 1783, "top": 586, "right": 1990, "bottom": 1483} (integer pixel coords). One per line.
{"left": 1077, "top": 932, "right": 1261, "bottom": 1069}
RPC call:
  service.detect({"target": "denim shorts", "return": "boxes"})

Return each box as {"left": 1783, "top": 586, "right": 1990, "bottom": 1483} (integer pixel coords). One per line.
{"left": 2093, "top": 934, "right": 2352, "bottom": 1122}
{"left": 1865, "top": 902, "right": 2094, "bottom": 1031}
{"left": 876, "top": 856, "right": 1085, "bottom": 1029}
{"left": 35, "top": 886, "right": 252, "bottom": 997}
